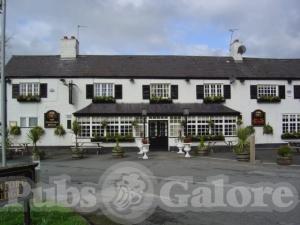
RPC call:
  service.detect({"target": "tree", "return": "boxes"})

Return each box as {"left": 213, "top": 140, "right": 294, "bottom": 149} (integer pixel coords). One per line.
{"left": 72, "top": 120, "right": 81, "bottom": 148}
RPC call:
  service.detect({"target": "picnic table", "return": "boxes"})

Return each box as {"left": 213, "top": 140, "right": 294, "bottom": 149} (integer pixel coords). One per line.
{"left": 77, "top": 141, "right": 103, "bottom": 155}
{"left": 285, "top": 140, "right": 300, "bottom": 153}
{"left": 0, "top": 142, "right": 30, "bottom": 156}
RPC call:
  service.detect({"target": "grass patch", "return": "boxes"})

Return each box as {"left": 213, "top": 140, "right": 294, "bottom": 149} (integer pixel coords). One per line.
{"left": 0, "top": 203, "right": 88, "bottom": 225}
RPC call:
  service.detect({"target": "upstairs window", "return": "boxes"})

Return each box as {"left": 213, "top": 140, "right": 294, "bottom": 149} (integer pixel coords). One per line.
{"left": 19, "top": 83, "right": 40, "bottom": 96}
{"left": 94, "top": 83, "right": 114, "bottom": 97}
{"left": 257, "top": 85, "right": 278, "bottom": 98}
{"left": 150, "top": 84, "right": 170, "bottom": 98}
{"left": 204, "top": 84, "right": 223, "bottom": 97}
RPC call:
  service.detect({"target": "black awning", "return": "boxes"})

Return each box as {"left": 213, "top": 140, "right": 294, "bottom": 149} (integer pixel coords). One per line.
{"left": 73, "top": 103, "right": 240, "bottom": 117}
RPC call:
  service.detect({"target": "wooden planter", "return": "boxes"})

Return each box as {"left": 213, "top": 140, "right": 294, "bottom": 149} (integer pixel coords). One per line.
{"left": 71, "top": 147, "right": 84, "bottom": 159}
{"left": 197, "top": 147, "right": 210, "bottom": 156}
{"left": 277, "top": 156, "right": 292, "bottom": 166}
{"left": 236, "top": 152, "right": 250, "bottom": 162}
{"left": 112, "top": 147, "right": 125, "bottom": 158}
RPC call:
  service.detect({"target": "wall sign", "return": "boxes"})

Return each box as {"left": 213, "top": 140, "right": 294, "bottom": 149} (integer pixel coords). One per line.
{"left": 252, "top": 109, "right": 266, "bottom": 126}
{"left": 44, "top": 110, "right": 60, "bottom": 128}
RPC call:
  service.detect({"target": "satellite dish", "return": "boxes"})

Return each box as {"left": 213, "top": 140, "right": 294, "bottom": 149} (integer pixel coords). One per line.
{"left": 238, "top": 45, "right": 247, "bottom": 55}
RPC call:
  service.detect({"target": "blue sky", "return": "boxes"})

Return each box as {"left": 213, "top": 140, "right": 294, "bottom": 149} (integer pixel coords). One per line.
{"left": 5, "top": 0, "right": 300, "bottom": 58}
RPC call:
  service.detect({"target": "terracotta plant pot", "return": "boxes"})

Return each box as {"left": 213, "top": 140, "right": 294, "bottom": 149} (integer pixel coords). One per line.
{"left": 277, "top": 156, "right": 292, "bottom": 166}
{"left": 197, "top": 147, "right": 210, "bottom": 156}
{"left": 112, "top": 146, "right": 125, "bottom": 158}
{"left": 236, "top": 152, "right": 250, "bottom": 162}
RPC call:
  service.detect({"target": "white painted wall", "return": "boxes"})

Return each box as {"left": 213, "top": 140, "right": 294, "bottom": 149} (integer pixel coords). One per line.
{"left": 6, "top": 78, "right": 300, "bottom": 146}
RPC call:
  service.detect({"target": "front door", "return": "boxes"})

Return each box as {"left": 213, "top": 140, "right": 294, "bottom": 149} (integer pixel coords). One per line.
{"left": 148, "top": 120, "right": 168, "bottom": 150}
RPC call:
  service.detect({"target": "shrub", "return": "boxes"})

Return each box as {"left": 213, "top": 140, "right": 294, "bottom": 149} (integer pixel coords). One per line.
{"left": 203, "top": 96, "right": 225, "bottom": 104}
{"left": 257, "top": 96, "right": 281, "bottom": 103}
{"left": 263, "top": 123, "right": 273, "bottom": 135}
{"left": 9, "top": 125, "right": 21, "bottom": 136}
{"left": 28, "top": 126, "right": 45, "bottom": 160}
{"left": 54, "top": 125, "right": 66, "bottom": 137}
{"left": 92, "top": 96, "right": 116, "bottom": 103}
{"left": 233, "top": 127, "right": 253, "bottom": 154}
{"left": 277, "top": 146, "right": 292, "bottom": 157}
{"left": 17, "top": 95, "right": 41, "bottom": 102}
{"left": 150, "top": 96, "right": 172, "bottom": 104}
{"left": 281, "top": 132, "right": 300, "bottom": 139}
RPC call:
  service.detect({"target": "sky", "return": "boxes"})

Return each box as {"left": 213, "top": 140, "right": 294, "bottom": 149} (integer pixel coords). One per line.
{"left": 5, "top": 0, "right": 300, "bottom": 58}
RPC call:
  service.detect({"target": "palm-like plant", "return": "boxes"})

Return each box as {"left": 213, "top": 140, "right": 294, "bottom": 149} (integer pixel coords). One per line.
{"left": 234, "top": 127, "right": 252, "bottom": 154}
{"left": 72, "top": 120, "right": 81, "bottom": 148}
{"left": 28, "top": 126, "right": 45, "bottom": 157}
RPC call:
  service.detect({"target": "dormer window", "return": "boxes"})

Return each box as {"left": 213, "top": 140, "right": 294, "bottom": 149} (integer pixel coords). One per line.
{"left": 257, "top": 85, "right": 278, "bottom": 98}
{"left": 94, "top": 83, "right": 114, "bottom": 97}
{"left": 150, "top": 83, "right": 170, "bottom": 98}
{"left": 204, "top": 84, "right": 223, "bottom": 97}
{"left": 19, "top": 83, "right": 40, "bottom": 96}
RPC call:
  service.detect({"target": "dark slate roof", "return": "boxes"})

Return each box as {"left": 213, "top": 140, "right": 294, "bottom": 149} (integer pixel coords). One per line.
{"left": 6, "top": 55, "right": 300, "bottom": 80}
{"left": 73, "top": 103, "right": 240, "bottom": 116}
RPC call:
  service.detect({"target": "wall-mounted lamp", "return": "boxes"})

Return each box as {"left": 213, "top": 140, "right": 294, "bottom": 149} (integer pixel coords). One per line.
{"left": 239, "top": 79, "right": 245, "bottom": 84}
{"left": 230, "top": 76, "right": 236, "bottom": 84}
{"left": 287, "top": 79, "right": 292, "bottom": 85}
{"left": 130, "top": 78, "right": 135, "bottom": 83}
{"left": 185, "top": 78, "right": 190, "bottom": 83}
{"left": 60, "top": 78, "right": 68, "bottom": 86}
{"left": 142, "top": 109, "right": 147, "bottom": 139}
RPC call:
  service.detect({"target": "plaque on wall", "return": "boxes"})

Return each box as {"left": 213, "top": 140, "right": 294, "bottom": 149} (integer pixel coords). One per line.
{"left": 44, "top": 110, "right": 60, "bottom": 128}
{"left": 252, "top": 109, "right": 266, "bottom": 126}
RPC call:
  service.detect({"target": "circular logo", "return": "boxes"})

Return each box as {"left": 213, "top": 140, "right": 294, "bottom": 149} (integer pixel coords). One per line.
{"left": 99, "top": 162, "right": 156, "bottom": 224}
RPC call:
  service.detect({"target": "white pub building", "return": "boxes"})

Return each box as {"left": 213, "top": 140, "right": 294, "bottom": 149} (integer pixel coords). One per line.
{"left": 5, "top": 37, "right": 300, "bottom": 149}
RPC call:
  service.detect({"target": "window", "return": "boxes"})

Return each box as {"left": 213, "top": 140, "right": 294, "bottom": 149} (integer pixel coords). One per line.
{"left": 29, "top": 117, "right": 38, "bottom": 127}
{"left": 282, "top": 114, "right": 300, "bottom": 133}
{"left": 20, "top": 117, "right": 26, "bottom": 127}
{"left": 78, "top": 117, "right": 91, "bottom": 138}
{"left": 185, "top": 116, "right": 237, "bottom": 137}
{"left": 170, "top": 116, "right": 183, "bottom": 137}
{"left": 19, "top": 83, "right": 40, "bottom": 96}
{"left": 257, "top": 85, "right": 278, "bottom": 98}
{"left": 94, "top": 83, "right": 114, "bottom": 97}
{"left": 150, "top": 84, "right": 170, "bottom": 98}
{"left": 204, "top": 84, "right": 223, "bottom": 97}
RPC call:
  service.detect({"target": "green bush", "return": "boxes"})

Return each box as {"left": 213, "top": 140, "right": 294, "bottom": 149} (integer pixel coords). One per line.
{"left": 150, "top": 96, "right": 172, "bottom": 104}
{"left": 54, "top": 125, "right": 66, "bottom": 137}
{"left": 191, "top": 135, "right": 225, "bottom": 142}
{"left": 92, "top": 96, "right": 116, "bottom": 103}
{"left": 257, "top": 96, "right": 281, "bottom": 103}
{"left": 203, "top": 96, "right": 225, "bottom": 104}
{"left": 263, "top": 123, "right": 273, "bottom": 135}
{"left": 281, "top": 132, "right": 300, "bottom": 139}
{"left": 277, "top": 146, "right": 292, "bottom": 157}
{"left": 17, "top": 95, "right": 41, "bottom": 102}
{"left": 9, "top": 126, "right": 21, "bottom": 136}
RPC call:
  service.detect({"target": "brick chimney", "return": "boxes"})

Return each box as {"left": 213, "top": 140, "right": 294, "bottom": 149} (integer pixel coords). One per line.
{"left": 60, "top": 36, "right": 79, "bottom": 59}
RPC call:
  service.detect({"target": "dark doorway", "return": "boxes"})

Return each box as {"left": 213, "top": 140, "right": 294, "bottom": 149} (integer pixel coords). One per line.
{"left": 148, "top": 120, "right": 168, "bottom": 150}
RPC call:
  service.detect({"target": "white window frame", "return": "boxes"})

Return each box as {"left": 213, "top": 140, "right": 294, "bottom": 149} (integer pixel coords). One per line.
{"left": 282, "top": 114, "right": 300, "bottom": 133}
{"left": 20, "top": 117, "right": 38, "bottom": 128}
{"left": 19, "top": 83, "right": 40, "bottom": 96}
{"left": 150, "top": 83, "right": 171, "bottom": 99}
{"left": 94, "top": 83, "right": 114, "bottom": 97}
{"left": 204, "top": 84, "right": 224, "bottom": 97}
{"left": 257, "top": 85, "right": 278, "bottom": 98}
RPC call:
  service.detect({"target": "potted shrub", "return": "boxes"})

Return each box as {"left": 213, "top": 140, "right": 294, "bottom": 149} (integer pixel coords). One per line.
{"left": 71, "top": 120, "right": 84, "bottom": 159}
{"left": 9, "top": 125, "right": 21, "bottom": 136}
{"left": 263, "top": 123, "right": 273, "bottom": 135}
{"left": 277, "top": 146, "right": 293, "bottom": 166}
{"left": 27, "top": 126, "right": 46, "bottom": 160}
{"left": 197, "top": 136, "right": 209, "bottom": 156}
{"left": 112, "top": 136, "right": 125, "bottom": 158}
{"left": 54, "top": 125, "right": 66, "bottom": 137}
{"left": 131, "top": 120, "right": 139, "bottom": 129}
{"left": 233, "top": 127, "right": 252, "bottom": 162}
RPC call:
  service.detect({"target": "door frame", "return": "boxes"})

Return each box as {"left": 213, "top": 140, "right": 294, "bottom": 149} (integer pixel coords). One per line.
{"left": 148, "top": 120, "right": 169, "bottom": 150}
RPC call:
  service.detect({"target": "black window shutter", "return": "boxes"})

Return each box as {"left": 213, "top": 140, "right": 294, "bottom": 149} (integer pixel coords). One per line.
{"left": 294, "top": 86, "right": 300, "bottom": 99}
{"left": 115, "top": 85, "right": 123, "bottom": 99}
{"left": 143, "top": 85, "right": 150, "bottom": 99}
{"left": 67, "top": 120, "right": 72, "bottom": 129}
{"left": 250, "top": 85, "right": 257, "bottom": 99}
{"left": 171, "top": 85, "right": 178, "bottom": 99}
{"left": 86, "top": 84, "right": 94, "bottom": 99}
{"left": 279, "top": 85, "right": 285, "bottom": 99}
{"left": 40, "top": 83, "right": 48, "bottom": 98}
{"left": 223, "top": 85, "right": 231, "bottom": 99}
{"left": 196, "top": 85, "right": 204, "bottom": 99}
{"left": 12, "top": 84, "right": 19, "bottom": 98}
{"left": 69, "top": 84, "right": 73, "bottom": 104}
